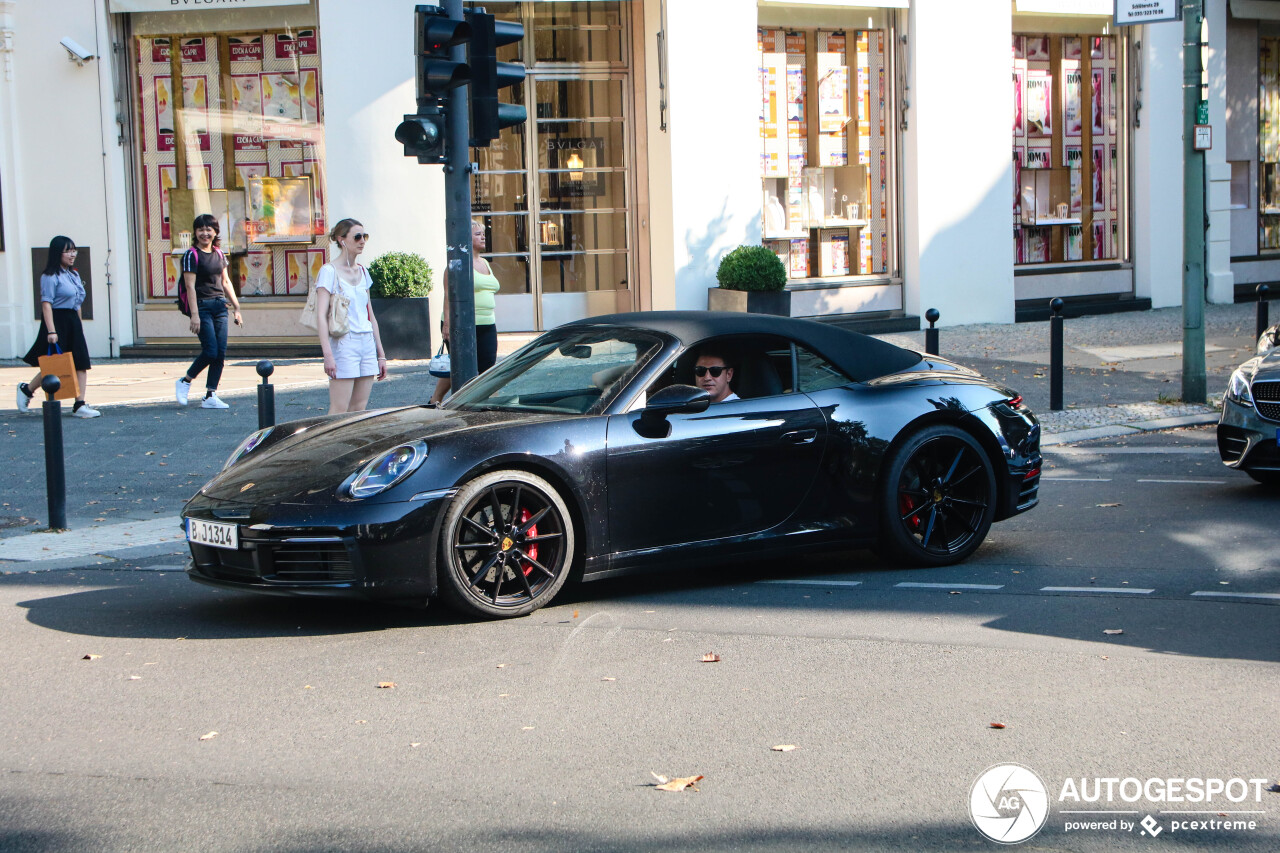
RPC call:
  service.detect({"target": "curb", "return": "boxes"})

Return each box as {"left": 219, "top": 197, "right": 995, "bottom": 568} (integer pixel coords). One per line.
{"left": 1042, "top": 412, "right": 1219, "bottom": 447}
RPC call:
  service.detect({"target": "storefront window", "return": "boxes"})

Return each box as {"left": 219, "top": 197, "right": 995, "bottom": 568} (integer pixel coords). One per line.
{"left": 131, "top": 28, "right": 326, "bottom": 303}
{"left": 1013, "top": 33, "right": 1125, "bottom": 265}
{"left": 1259, "top": 37, "right": 1280, "bottom": 249}
{"left": 758, "top": 27, "right": 893, "bottom": 280}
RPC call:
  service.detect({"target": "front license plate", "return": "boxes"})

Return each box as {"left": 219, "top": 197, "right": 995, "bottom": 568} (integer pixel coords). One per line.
{"left": 186, "top": 518, "right": 239, "bottom": 550}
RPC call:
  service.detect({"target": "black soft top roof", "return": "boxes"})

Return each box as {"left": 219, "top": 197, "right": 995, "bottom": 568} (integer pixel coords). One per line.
{"left": 564, "top": 311, "right": 922, "bottom": 383}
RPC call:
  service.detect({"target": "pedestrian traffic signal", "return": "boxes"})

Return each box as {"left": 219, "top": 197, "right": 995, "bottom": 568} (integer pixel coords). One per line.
{"left": 395, "top": 5, "right": 471, "bottom": 164}
{"left": 467, "top": 10, "right": 527, "bottom": 146}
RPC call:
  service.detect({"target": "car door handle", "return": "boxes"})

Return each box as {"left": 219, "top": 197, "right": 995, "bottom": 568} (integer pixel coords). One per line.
{"left": 781, "top": 429, "right": 817, "bottom": 445}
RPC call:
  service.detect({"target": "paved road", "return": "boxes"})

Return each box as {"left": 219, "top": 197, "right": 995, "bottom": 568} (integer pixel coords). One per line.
{"left": 0, "top": 426, "right": 1275, "bottom": 852}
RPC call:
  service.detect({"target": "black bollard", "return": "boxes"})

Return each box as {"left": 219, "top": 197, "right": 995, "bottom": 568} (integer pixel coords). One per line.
{"left": 1049, "top": 297, "right": 1065, "bottom": 412}
{"left": 256, "top": 359, "right": 275, "bottom": 430}
{"left": 40, "top": 375, "right": 67, "bottom": 530}
{"left": 924, "top": 308, "right": 940, "bottom": 356}
{"left": 1256, "top": 284, "right": 1271, "bottom": 342}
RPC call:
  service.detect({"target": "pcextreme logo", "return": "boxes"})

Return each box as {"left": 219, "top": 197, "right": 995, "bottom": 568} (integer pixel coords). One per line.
{"left": 969, "top": 764, "right": 1050, "bottom": 844}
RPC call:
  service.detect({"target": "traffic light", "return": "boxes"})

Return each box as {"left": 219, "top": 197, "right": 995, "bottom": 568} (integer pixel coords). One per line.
{"left": 395, "top": 5, "right": 471, "bottom": 164}
{"left": 467, "top": 10, "right": 527, "bottom": 146}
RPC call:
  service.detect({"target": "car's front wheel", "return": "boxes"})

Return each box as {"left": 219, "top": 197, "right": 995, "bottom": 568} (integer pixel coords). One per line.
{"left": 438, "top": 470, "right": 576, "bottom": 618}
{"left": 878, "top": 424, "right": 997, "bottom": 567}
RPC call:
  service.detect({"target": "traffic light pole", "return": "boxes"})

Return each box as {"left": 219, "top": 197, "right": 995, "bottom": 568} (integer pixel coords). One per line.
{"left": 1182, "top": 0, "right": 1206, "bottom": 404}
{"left": 444, "top": 0, "right": 478, "bottom": 389}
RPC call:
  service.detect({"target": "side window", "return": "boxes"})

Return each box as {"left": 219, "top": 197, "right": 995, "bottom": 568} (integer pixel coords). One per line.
{"left": 795, "top": 346, "right": 852, "bottom": 392}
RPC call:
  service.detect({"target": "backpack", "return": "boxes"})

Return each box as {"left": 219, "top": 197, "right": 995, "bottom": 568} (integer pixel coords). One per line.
{"left": 176, "top": 246, "right": 227, "bottom": 316}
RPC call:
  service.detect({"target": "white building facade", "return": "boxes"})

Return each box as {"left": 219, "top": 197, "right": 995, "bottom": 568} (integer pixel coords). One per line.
{"left": 0, "top": 0, "right": 1267, "bottom": 360}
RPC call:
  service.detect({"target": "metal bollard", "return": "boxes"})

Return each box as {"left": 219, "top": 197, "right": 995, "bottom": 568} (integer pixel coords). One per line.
{"left": 256, "top": 359, "right": 275, "bottom": 430}
{"left": 924, "top": 308, "right": 940, "bottom": 356}
{"left": 1256, "top": 284, "right": 1271, "bottom": 342}
{"left": 1049, "top": 297, "right": 1065, "bottom": 412}
{"left": 40, "top": 375, "right": 67, "bottom": 530}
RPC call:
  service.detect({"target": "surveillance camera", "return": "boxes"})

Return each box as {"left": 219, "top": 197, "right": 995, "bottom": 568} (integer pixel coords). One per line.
{"left": 60, "top": 37, "right": 94, "bottom": 64}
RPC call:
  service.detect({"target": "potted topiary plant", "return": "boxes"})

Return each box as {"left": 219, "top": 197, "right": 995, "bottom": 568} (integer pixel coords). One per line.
{"left": 368, "top": 251, "right": 434, "bottom": 360}
{"left": 708, "top": 244, "right": 791, "bottom": 316}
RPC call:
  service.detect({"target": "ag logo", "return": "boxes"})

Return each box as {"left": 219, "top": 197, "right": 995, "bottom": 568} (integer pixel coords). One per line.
{"left": 969, "top": 763, "right": 1050, "bottom": 844}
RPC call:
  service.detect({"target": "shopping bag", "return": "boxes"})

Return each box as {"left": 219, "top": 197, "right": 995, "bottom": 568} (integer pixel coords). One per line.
{"left": 428, "top": 342, "right": 451, "bottom": 378}
{"left": 37, "top": 346, "right": 79, "bottom": 401}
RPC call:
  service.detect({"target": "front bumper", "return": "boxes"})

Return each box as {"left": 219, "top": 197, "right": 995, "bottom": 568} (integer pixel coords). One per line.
{"left": 1218, "top": 398, "right": 1280, "bottom": 474}
{"left": 183, "top": 495, "right": 450, "bottom": 601}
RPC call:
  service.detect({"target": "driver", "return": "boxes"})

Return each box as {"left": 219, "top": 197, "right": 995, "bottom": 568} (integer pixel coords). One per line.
{"left": 694, "top": 349, "right": 738, "bottom": 403}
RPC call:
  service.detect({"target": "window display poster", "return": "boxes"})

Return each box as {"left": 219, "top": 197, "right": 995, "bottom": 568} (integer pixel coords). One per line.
{"left": 1025, "top": 226, "right": 1048, "bottom": 263}
{"left": 817, "top": 64, "right": 848, "bottom": 133}
{"left": 1013, "top": 150, "right": 1022, "bottom": 216}
{"left": 158, "top": 164, "right": 213, "bottom": 240}
{"left": 1025, "top": 146, "right": 1051, "bottom": 170}
{"left": 228, "top": 33, "right": 263, "bottom": 62}
{"left": 1093, "top": 144, "right": 1105, "bottom": 211}
{"left": 231, "top": 74, "right": 265, "bottom": 150}
{"left": 309, "top": 249, "right": 328, "bottom": 286}
{"left": 285, "top": 249, "right": 310, "bottom": 295}
{"left": 1110, "top": 144, "right": 1118, "bottom": 209}
{"left": 1026, "top": 37, "right": 1049, "bottom": 61}
{"left": 164, "top": 253, "right": 181, "bottom": 298}
{"left": 1026, "top": 71, "right": 1052, "bottom": 138}
{"left": 1091, "top": 36, "right": 1104, "bottom": 60}
{"left": 1013, "top": 34, "right": 1024, "bottom": 60}
{"left": 1014, "top": 69, "right": 1025, "bottom": 136}
{"left": 1064, "top": 37, "right": 1082, "bottom": 61}
{"left": 1091, "top": 70, "right": 1105, "bottom": 136}
{"left": 1093, "top": 219, "right": 1107, "bottom": 260}
{"left": 1064, "top": 69, "right": 1082, "bottom": 137}
{"left": 789, "top": 237, "right": 809, "bottom": 278}
{"left": 1109, "top": 68, "right": 1118, "bottom": 134}
{"left": 235, "top": 162, "right": 268, "bottom": 190}
{"left": 152, "top": 36, "right": 206, "bottom": 64}
{"left": 238, "top": 251, "right": 273, "bottom": 297}
{"left": 1066, "top": 146, "right": 1082, "bottom": 213}
{"left": 246, "top": 176, "right": 313, "bottom": 243}
{"left": 275, "top": 29, "right": 318, "bottom": 59}
{"left": 1065, "top": 224, "right": 1083, "bottom": 261}
{"left": 156, "top": 75, "right": 210, "bottom": 152}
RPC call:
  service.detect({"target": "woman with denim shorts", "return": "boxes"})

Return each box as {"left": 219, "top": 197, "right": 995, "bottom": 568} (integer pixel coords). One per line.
{"left": 175, "top": 214, "right": 242, "bottom": 409}
{"left": 316, "top": 218, "right": 387, "bottom": 414}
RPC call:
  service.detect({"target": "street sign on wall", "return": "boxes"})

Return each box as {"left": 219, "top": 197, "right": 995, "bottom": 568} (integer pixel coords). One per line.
{"left": 1114, "top": 0, "right": 1182, "bottom": 25}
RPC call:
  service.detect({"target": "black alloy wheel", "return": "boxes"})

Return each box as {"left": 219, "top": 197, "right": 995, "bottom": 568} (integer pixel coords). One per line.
{"left": 438, "top": 470, "right": 576, "bottom": 618}
{"left": 878, "top": 424, "right": 997, "bottom": 567}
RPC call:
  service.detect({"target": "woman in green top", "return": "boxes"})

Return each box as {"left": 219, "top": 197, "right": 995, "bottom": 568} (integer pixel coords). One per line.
{"left": 429, "top": 219, "right": 500, "bottom": 405}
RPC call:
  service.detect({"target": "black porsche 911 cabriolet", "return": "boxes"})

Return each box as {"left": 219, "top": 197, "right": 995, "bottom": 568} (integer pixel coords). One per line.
{"left": 183, "top": 311, "right": 1041, "bottom": 618}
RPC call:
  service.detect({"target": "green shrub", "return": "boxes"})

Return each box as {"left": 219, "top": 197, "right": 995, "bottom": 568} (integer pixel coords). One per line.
{"left": 715, "top": 245, "right": 787, "bottom": 292}
{"left": 368, "top": 251, "right": 433, "bottom": 298}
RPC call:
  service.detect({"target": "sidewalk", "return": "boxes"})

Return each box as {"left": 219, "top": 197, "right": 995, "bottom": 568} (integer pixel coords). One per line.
{"left": 0, "top": 304, "right": 1252, "bottom": 570}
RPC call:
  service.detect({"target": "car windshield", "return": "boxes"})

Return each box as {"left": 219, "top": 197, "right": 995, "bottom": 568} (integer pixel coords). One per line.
{"left": 447, "top": 328, "right": 666, "bottom": 415}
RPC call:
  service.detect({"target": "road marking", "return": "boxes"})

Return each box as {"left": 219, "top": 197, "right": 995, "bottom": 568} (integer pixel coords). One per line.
{"left": 1136, "top": 478, "right": 1226, "bottom": 484}
{"left": 894, "top": 582, "right": 1005, "bottom": 590}
{"left": 1040, "top": 477, "right": 1113, "bottom": 481}
{"left": 1190, "top": 591, "right": 1280, "bottom": 601}
{"left": 757, "top": 579, "right": 862, "bottom": 588}
{"left": 1040, "top": 586, "right": 1154, "bottom": 594}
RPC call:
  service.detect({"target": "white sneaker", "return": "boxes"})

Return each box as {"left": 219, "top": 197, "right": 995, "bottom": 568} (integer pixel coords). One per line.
{"left": 71, "top": 403, "right": 101, "bottom": 419}
{"left": 16, "top": 383, "right": 32, "bottom": 414}
{"left": 175, "top": 378, "right": 191, "bottom": 406}
{"left": 201, "top": 393, "right": 230, "bottom": 409}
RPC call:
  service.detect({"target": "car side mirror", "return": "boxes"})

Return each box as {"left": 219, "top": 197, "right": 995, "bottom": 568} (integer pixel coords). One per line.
{"left": 635, "top": 384, "right": 709, "bottom": 438}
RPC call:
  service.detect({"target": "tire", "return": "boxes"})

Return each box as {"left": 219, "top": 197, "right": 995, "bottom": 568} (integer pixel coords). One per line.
{"left": 438, "top": 470, "right": 576, "bottom": 619}
{"left": 878, "top": 424, "right": 997, "bottom": 567}
{"left": 1245, "top": 469, "right": 1280, "bottom": 487}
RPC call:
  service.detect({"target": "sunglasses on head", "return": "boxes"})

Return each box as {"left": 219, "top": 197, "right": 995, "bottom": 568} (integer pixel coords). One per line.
{"left": 694, "top": 365, "right": 728, "bottom": 378}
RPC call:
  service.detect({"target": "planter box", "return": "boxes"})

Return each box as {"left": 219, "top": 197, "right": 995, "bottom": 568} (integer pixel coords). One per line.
{"left": 370, "top": 297, "right": 431, "bottom": 360}
{"left": 707, "top": 287, "right": 792, "bottom": 317}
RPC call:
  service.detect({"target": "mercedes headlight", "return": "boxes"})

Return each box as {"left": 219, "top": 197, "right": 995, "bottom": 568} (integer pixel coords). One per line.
{"left": 1225, "top": 368, "right": 1254, "bottom": 408}
{"left": 347, "top": 441, "right": 429, "bottom": 499}
{"left": 223, "top": 427, "right": 274, "bottom": 470}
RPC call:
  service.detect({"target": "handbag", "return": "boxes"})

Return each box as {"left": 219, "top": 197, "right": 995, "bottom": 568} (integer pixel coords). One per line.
{"left": 298, "top": 282, "right": 319, "bottom": 330}
{"left": 326, "top": 283, "right": 352, "bottom": 338}
{"left": 38, "top": 344, "right": 79, "bottom": 401}
{"left": 428, "top": 342, "right": 451, "bottom": 378}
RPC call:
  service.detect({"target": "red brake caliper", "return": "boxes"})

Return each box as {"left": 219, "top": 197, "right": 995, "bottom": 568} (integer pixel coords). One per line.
{"left": 899, "top": 494, "right": 921, "bottom": 531}
{"left": 518, "top": 508, "right": 538, "bottom": 576}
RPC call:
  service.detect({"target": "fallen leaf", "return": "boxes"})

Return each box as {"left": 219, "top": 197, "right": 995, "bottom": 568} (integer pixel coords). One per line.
{"left": 573, "top": 610, "right": 579, "bottom": 619}
{"left": 654, "top": 774, "right": 703, "bottom": 792}
{"left": 522, "top": 726, "right": 534, "bottom": 731}
{"left": 1103, "top": 629, "right": 1124, "bottom": 635}
{"left": 410, "top": 743, "right": 421, "bottom": 748}
{"left": 771, "top": 744, "right": 797, "bottom": 752}
{"left": 651, "top": 772, "right": 668, "bottom": 784}
{"left": 81, "top": 654, "right": 101, "bottom": 661}
{"left": 145, "top": 451, "right": 155, "bottom": 456}
{"left": 199, "top": 731, "right": 218, "bottom": 741}
{"left": 949, "top": 591, "right": 962, "bottom": 595}
{"left": 989, "top": 723, "right": 1007, "bottom": 729}
{"left": 700, "top": 653, "right": 721, "bottom": 663}
{"left": 377, "top": 681, "right": 396, "bottom": 689}
{"left": 127, "top": 675, "right": 141, "bottom": 680}
{"left": 356, "top": 720, "right": 367, "bottom": 724}
{"left": 496, "top": 664, "right": 506, "bottom": 669}
{"left": 1096, "top": 502, "right": 1122, "bottom": 508}
{"left": 601, "top": 677, "right": 617, "bottom": 681}
{"left": 303, "top": 685, "right": 314, "bottom": 689}
{"left": 1266, "top": 783, "right": 1280, "bottom": 793}
{"left": 1100, "top": 656, "right": 1109, "bottom": 660}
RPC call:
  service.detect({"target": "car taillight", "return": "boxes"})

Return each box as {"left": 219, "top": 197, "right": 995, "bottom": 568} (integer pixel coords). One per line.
{"left": 1007, "top": 395, "right": 1024, "bottom": 409}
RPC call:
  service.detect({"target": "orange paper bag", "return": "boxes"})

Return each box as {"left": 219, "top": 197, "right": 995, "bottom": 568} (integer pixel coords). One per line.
{"left": 37, "top": 348, "right": 79, "bottom": 401}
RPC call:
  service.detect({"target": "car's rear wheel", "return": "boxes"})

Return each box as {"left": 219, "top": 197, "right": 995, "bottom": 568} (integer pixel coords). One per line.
{"left": 1245, "top": 469, "right": 1280, "bottom": 487}
{"left": 878, "top": 425, "right": 997, "bottom": 567}
{"left": 438, "top": 470, "right": 575, "bottom": 618}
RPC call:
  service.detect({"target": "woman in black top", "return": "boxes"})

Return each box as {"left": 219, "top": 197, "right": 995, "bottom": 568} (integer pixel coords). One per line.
{"left": 175, "top": 214, "right": 242, "bottom": 409}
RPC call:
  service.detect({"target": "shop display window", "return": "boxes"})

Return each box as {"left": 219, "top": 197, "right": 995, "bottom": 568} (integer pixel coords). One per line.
{"left": 759, "top": 27, "right": 893, "bottom": 279}
{"left": 133, "top": 29, "right": 326, "bottom": 302}
{"left": 1259, "top": 38, "right": 1280, "bottom": 249}
{"left": 1013, "top": 33, "right": 1125, "bottom": 265}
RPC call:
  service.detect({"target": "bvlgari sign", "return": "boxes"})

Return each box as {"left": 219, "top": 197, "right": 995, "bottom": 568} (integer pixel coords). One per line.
{"left": 108, "top": 0, "right": 309, "bottom": 13}
{"left": 1114, "top": 0, "right": 1182, "bottom": 25}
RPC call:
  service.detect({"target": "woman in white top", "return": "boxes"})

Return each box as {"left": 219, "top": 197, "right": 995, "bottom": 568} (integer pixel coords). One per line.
{"left": 316, "top": 218, "right": 387, "bottom": 414}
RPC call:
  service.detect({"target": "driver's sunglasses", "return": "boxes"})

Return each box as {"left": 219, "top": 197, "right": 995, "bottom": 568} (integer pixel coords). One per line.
{"left": 693, "top": 365, "right": 727, "bottom": 377}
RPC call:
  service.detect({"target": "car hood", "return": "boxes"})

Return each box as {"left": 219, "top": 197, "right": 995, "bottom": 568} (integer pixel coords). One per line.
{"left": 198, "top": 406, "right": 560, "bottom": 504}
{"left": 1251, "top": 347, "right": 1280, "bottom": 381}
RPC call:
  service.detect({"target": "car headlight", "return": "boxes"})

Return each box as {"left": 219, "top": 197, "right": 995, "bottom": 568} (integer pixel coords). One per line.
{"left": 223, "top": 427, "right": 274, "bottom": 470}
{"left": 1225, "top": 368, "right": 1255, "bottom": 407}
{"left": 347, "top": 441, "right": 429, "bottom": 499}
